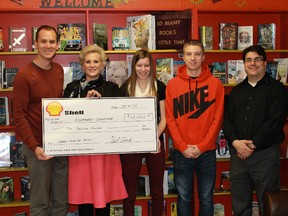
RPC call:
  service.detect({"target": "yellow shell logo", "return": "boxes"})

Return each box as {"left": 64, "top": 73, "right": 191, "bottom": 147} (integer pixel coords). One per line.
{"left": 46, "top": 101, "right": 63, "bottom": 116}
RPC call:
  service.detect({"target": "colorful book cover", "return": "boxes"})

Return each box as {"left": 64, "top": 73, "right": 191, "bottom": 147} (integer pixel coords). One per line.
{"left": 214, "top": 203, "right": 225, "bottom": 216}
{"left": 238, "top": 26, "right": 253, "bottom": 50}
{"left": 227, "top": 60, "right": 245, "bottom": 84}
{"left": 106, "top": 60, "right": 128, "bottom": 87}
{"left": 93, "top": 23, "right": 108, "bottom": 50}
{"left": 156, "top": 58, "right": 174, "bottom": 85}
{"left": 170, "top": 202, "right": 177, "bottom": 216}
{"left": 266, "top": 61, "right": 278, "bottom": 79}
{"left": 167, "top": 166, "right": 177, "bottom": 194}
{"left": 0, "top": 176, "right": 14, "bottom": 203}
{"left": 219, "top": 22, "right": 238, "bottom": 50}
{"left": 154, "top": 9, "right": 191, "bottom": 50}
{"left": 0, "top": 132, "right": 15, "bottom": 168}
{"left": 134, "top": 205, "right": 142, "bottom": 216}
{"left": 258, "top": 23, "right": 276, "bottom": 50}
{"left": 112, "top": 27, "right": 130, "bottom": 50}
{"left": 0, "top": 60, "right": 5, "bottom": 88}
{"left": 220, "top": 171, "right": 230, "bottom": 191}
{"left": 3, "top": 68, "right": 19, "bottom": 89}
{"left": 212, "top": 62, "right": 227, "bottom": 84}
{"left": 110, "top": 204, "right": 124, "bottom": 216}
{"left": 274, "top": 58, "right": 288, "bottom": 83}
{"left": 127, "top": 14, "right": 156, "bottom": 50}
{"left": 173, "top": 60, "right": 185, "bottom": 77}
{"left": 0, "top": 27, "right": 3, "bottom": 51}
{"left": 216, "top": 129, "right": 230, "bottom": 158}
{"left": 69, "top": 62, "right": 84, "bottom": 81}
{"left": 199, "top": 26, "right": 213, "bottom": 50}
{"left": 58, "top": 23, "right": 86, "bottom": 51}
{"left": 32, "top": 27, "right": 38, "bottom": 51}
{"left": 10, "top": 141, "right": 26, "bottom": 168}
{"left": 9, "top": 27, "right": 28, "bottom": 52}
{"left": 0, "top": 97, "right": 9, "bottom": 126}
{"left": 20, "top": 176, "right": 30, "bottom": 201}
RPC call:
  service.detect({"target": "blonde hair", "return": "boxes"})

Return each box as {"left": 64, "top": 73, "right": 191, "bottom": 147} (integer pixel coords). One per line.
{"left": 79, "top": 45, "right": 108, "bottom": 66}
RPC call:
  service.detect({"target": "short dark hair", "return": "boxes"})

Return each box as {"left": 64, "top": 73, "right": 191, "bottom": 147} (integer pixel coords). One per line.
{"left": 242, "top": 45, "right": 266, "bottom": 62}
{"left": 183, "top": 39, "right": 204, "bottom": 53}
{"left": 36, "top": 25, "right": 59, "bottom": 42}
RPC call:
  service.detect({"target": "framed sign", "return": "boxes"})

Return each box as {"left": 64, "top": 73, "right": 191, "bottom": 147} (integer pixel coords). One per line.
{"left": 42, "top": 97, "right": 158, "bottom": 156}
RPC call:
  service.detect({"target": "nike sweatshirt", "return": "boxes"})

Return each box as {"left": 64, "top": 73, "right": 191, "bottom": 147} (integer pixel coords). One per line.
{"left": 165, "top": 64, "right": 225, "bottom": 153}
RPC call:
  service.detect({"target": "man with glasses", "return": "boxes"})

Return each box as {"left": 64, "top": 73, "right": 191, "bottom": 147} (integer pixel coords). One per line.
{"left": 223, "top": 45, "right": 288, "bottom": 216}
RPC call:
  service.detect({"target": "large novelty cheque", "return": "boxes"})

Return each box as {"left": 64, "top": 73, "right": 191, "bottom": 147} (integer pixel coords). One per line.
{"left": 42, "top": 97, "right": 158, "bottom": 156}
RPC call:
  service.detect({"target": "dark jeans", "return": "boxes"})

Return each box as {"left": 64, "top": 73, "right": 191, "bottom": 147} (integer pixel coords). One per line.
{"left": 173, "top": 149, "right": 216, "bottom": 216}
{"left": 120, "top": 143, "right": 165, "bottom": 216}
{"left": 230, "top": 144, "right": 280, "bottom": 216}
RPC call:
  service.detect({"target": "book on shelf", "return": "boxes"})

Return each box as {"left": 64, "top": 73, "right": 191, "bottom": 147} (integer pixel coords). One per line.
{"left": 274, "top": 58, "right": 288, "bottom": 83}
{"left": 110, "top": 204, "right": 124, "bottom": 216}
{"left": 112, "top": 27, "right": 130, "bottom": 50}
{"left": 9, "top": 27, "right": 28, "bottom": 52}
{"left": 20, "top": 176, "right": 30, "bottom": 201}
{"left": 266, "top": 61, "right": 279, "bottom": 80}
{"left": 238, "top": 26, "right": 253, "bottom": 50}
{"left": 0, "top": 176, "right": 14, "bottom": 203}
{"left": 226, "top": 60, "right": 245, "bottom": 84}
{"left": 252, "top": 201, "right": 260, "bottom": 216}
{"left": 214, "top": 203, "right": 225, "bottom": 216}
{"left": 134, "top": 205, "right": 142, "bottom": 216}
{"left": 170, "top": 202, "right": 177, "bottom": 216}
{"left": 0, "top": 60, "right": 5, "bottom": 88}
{"left": 32, "top": 27, "right": 38, "bottom": 51}
{"left": 173, "top": 60, "right": 185, "bottom": 77}
{"left": 138, "top": 175, "right": 150, "bottom": 196}
{"left": 3, "top": 67, "right": 19, "bottom": 89}
{"left": 163, "top": 169, "right": 168, "bottom": 196}
{"left": 199, "top": 26, "right": 213, "bottom": 50}
{"left": 127, "top": 14, "right": 156, "bottom": 50}
{"left": 62, "top": 66, "right": 73, "bottom": 89}
{"left": 220, "top": 171, "right": 230, "bottom": 192}
{"left": 258, "top": 23, "right": 276, "bottom": 50}
{"left": 148, "top": 200, "right": 167, "bottom": 216}
{"left": 0, "top": 96, "right": 9, "bottom": 126}
{"left": 219, "top": 22, "right": 238, "bottom": 50}
{"left": 154, "top": 9, "right": 191, "bottom": 50}
{"left": 93, "top": 23, "right": 108, "bottom": 50}
{"left": 10, "top": 141, "right": 27, "bottom": 168}
{"left": 106, "top": 60, "right": 128, "bottom": 87}
{"left": 156, "top": 58, "right": 174, "bottom": 85}
{"left": 167, "top": 166, "right": 177, "bottom": 194}
{"left": 0, "top": 132, "right": 16, "bottom": 168}
{"left": 216, "top": 129, "right": 230, "bottom": 158}
{"left": 0, "top": 27, "right": 3, "bottom": 51}
{"left": 70, "top": 62, "right": 84, "bottom": 81}
{"left": 126, "top": 54, "right": 133, "bottom": 77}
{"left": 211, "top": 62, "right": 227, "bottom": 84}
{"left": 58, "top": 23, "right": 86, "bottom": 51}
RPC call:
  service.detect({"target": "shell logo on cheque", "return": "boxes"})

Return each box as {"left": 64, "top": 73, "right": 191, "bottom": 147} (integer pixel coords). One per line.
{"left": 46, "top": 101, "right": 63, "bottom": 116}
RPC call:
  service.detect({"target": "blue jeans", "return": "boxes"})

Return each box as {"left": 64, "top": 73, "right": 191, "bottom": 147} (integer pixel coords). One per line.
{"left": 173, "top": 150, "right": 216, "bottom": 216}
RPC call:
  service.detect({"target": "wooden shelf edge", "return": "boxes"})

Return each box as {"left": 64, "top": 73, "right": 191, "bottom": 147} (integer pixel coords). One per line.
{"left": 0, "top": 200, "right": 29, "bottom": 208}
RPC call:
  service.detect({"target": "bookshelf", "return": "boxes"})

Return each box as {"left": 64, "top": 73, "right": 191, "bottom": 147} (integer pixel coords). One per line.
{"left": 1, "top": 1, "right": 288, "bottom": 216}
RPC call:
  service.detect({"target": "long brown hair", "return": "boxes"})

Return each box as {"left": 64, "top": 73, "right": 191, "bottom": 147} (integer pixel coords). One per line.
{"left": 126, "top": 49, "right": 157, "bottom": 96}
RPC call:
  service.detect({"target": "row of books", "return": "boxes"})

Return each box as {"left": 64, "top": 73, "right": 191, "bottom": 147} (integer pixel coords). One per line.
{"left": 211, "top": 58, "right": 288, "bottom": 84}
{"left": 0, "top": 60, "right": 19, "bottom": 89}
{"left": 0, "top": 10, "right": 191, "bottom": 52}
{"left": 0, "top": 175, "right": 30, "bottom": 204}
{"left": 0, "top": 132, "right": 26, "bottom": 168}
{"left": 200, "top": 23, "right": 276, "bottom": 50}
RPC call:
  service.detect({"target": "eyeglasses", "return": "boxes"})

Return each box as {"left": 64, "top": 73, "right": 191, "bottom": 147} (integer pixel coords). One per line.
{"left": 245, "top": 57, "right": 264, "bottom": 63}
